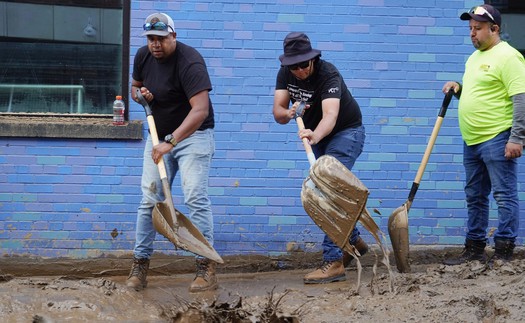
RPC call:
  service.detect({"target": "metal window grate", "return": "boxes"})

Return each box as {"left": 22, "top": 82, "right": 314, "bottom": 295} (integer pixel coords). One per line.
{"left": 0, "top": 84, "right": 85, "bottom": 114}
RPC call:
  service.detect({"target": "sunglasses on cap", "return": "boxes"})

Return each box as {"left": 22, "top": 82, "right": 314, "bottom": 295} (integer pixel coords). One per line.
{"left": 469, "top": 6, "right": 496, "bottom": 24}
{"left": 288, "top": 60, "right": 311, "bottom": 71}
{"left": 143, "top": 21, "right": 173, "bottom": 32}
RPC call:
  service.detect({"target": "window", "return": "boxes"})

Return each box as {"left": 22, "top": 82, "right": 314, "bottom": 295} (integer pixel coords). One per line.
{"left": 488, "top": 0, "right": 525, "bottom": 55}
{"left": 0, "top": 0, "right": 129, "bottom": 116}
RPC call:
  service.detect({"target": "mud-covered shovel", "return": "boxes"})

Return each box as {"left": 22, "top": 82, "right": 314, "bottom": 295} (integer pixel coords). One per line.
{"left": 135, "top": 89, "right": 223, "bottom": 264}
{"left": 388, "top": 89, "right": 454, "bottom": 273}
{"left": 294, "top": 102, "right": 369, "bottom": 292}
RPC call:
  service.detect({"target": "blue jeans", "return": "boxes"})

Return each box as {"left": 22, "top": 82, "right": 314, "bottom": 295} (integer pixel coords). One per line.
{"left": 133, "top": 129, "right": 215, "bottom": 259}
{"left": 463, "top": 130, "right": 519, "bottom": 243}
{"left": 311, "top": 125, "right": 366, "bottom": 262}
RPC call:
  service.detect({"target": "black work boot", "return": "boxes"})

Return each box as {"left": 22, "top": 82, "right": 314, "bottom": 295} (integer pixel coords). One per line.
{"left": 189, "top": 258, "right": 218, "bottom": 292}
{"left": 490, "top": 239, "right": 515, "bottom": 263}
{"left": 126, "top": 257, "right": 150, "bottom": 291}
{"left": 343, "top": 237, "right": 369, "bottom": 268}
{"left": 443, "top": 239, "right": 488, "bottom": 266}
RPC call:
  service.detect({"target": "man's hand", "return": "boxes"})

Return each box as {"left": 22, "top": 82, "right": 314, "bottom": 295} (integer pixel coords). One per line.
{"left": 287, "top": 101, "right": 299, "bottom": 120}
{"left": 151, "top": 143, "right": 173, "bottom": 164}
{"left": 505, "top": 142, "right": 523, "bottom": 159}
{"left": 139, "top": 87, "right": 154, "bottom": 102}
{"left": 442, "top": 81, "right": 460, "bottom": 94}
{"left": 299, "top": 128, "right": 319, "bottom": 145}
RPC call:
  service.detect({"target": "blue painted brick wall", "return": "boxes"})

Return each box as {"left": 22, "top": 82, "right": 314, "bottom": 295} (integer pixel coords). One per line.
{"left": 1, "top": 0, "right": 524, "bottom": 258}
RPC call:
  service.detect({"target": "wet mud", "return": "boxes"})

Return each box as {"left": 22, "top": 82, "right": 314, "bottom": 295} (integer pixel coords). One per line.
{"left": 1, "top": 247, "right": 524, "bottom": 322}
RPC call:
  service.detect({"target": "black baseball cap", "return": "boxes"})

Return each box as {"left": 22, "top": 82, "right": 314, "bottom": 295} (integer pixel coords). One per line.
{"left": 460, "top": 4, "right": 501, "bottom": 27}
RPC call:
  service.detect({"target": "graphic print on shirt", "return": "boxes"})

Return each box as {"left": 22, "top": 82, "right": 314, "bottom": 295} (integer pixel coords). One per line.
{"left": 287, "top": 84, "right": 314, "bottom": 106}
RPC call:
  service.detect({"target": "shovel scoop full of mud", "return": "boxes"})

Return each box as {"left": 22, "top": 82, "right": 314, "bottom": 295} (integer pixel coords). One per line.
{"left": 301, "top": 155, "right": 369, "bottom": 249}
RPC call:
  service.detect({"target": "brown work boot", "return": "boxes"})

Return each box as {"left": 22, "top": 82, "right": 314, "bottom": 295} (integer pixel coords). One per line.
{"left": 343, "top": 237, "right": 369, "bottom": 268}
{"left": 126, "top": 257, "right": 150, "bottom": 291}
{"left": 303, "top": 260, "right": 345, "bottom": 284}
{"left": 189, "top": 258, "right": 218, "bottom": 293}
{"left": 443, "top": 239, "right": 487, "bottom": 266}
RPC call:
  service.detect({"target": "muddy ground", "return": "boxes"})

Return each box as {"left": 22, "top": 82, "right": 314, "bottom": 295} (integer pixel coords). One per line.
{"left": 1, "top": 246, "right": 524, "bottom": 322}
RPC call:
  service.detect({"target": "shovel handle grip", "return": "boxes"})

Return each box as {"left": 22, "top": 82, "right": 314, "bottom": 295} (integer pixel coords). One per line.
{"left": 438, "top": 89, "right": 454, "bottom": 118}
{"left": 296, "top": 116, "right": 317, "bottom": 166}
{"left": 135, "top": 88, "right": 153, "bottom": 116}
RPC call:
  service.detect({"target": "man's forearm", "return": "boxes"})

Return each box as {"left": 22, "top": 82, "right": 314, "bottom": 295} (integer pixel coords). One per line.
{"left": 510, "top": 93, "right": 525, "bottom": 145}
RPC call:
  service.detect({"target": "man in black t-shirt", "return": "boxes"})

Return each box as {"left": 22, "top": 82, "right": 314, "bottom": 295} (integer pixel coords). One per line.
{"left": 273, "top": 32, "right": 368, "bottom": 284}
{"left": 127, "top": 12, "right": 218, "bottom": 293}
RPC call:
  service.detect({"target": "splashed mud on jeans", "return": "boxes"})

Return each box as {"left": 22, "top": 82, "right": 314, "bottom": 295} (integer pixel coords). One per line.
{"left": 149, "top": 181, "right": 158, "bottom": 194}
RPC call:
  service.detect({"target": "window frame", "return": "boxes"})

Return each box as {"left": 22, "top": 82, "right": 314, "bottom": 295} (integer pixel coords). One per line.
{"left": 0, "top": 0, "right": 141, "bottom": 140}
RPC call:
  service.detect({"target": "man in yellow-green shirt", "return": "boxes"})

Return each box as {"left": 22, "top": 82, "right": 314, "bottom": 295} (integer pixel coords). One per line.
{"left": 442, "top": 4, "right": 525, "bottom": 265}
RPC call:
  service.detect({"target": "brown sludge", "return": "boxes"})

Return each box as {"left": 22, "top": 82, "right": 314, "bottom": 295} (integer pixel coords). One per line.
{"left": 1, "top": 248, "right": 524, "bottom": 322}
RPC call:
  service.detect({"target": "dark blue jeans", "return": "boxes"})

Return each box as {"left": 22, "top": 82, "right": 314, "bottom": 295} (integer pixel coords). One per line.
{"left": 463, "top": 130, "right": 519, "bottom": 243}
{"left": 311, "top": 125, "right": 366, "bottom": 261}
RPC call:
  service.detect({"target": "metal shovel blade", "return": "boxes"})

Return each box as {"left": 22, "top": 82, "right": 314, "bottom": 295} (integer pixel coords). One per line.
{"left": 300, "top": 156, "right": 369, "bottom": 294}
{"left": 301, "top": 179, "right": 352, "bottom": 245}
{"left": 387, "top": 203, "right": 409, "bottom": 273}
{"left": 152, "top": 200, "right": 224, "bottom": 264}
{"left": 301, "top": 155, "right": 369, "bottom": 248}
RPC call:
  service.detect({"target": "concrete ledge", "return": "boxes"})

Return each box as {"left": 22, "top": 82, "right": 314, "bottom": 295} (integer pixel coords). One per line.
{"left": 0, "top": 115, "right": 143, "bottom": 140}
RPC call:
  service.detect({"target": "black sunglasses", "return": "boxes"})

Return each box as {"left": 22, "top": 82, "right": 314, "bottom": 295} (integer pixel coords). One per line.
{"left": 288, "top": 60, "right": 311, "bottom": 71}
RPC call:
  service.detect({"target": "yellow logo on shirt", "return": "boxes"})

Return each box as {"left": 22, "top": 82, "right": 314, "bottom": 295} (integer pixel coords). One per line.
{"left": 479, "top": 64, "right": 490, "bottom": 72}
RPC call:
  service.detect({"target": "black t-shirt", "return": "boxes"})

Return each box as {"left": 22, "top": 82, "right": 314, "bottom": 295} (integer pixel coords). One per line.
{"left": 275, "top": 59, "right": 362, "bottom": 143}
{"left": 133, "top": 41, "right": 215, "bottom": 139}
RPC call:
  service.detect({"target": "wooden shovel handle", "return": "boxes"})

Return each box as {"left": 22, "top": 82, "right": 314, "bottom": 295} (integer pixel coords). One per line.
{"left": 145, "top": 115, "right": 169, "bottom": 180}
{"left": 136, "top": 88, "right": 169, "bottom": 181}
{"left": 295, "top": 116, "right": 317, "bottom": 166}
{"left": 407, "top": 89, "right": 454, "bottom": 203}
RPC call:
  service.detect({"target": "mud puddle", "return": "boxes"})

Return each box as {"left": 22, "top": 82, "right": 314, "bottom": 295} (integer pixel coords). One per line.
{"left": 1, "top": 248, "right": 525, "bottom": 322}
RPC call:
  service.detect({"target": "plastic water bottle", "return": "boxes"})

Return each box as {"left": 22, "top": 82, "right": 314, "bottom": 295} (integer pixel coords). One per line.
{"left": 112, "top": 95, "right": 125, "bottom": 125}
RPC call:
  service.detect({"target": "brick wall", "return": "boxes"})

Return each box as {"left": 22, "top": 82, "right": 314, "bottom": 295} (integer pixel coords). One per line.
{"left": 1, "top": 0, "right": 524, "bottom": 258}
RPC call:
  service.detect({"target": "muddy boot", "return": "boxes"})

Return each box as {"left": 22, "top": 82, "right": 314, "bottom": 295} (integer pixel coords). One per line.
{"left": 126, "top": 257, "right": 150, "bottom": 291}
{"left": 490, "top": 239, "right": 515, "bottom": 263}
{"left": 189, "top": 258, "right": 218, "bottom": 293}
{"left": 303, "top": 260, "right": 345, "bottom": 284}
{"left": 343, "top": 237, "right": 369, "bottom": 268}
{"left": 443, "top": 239, "right": 487, "bottom": 266}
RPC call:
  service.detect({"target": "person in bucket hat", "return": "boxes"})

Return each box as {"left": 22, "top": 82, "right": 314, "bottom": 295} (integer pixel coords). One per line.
{"left": 127, "top": 12, "right": 219, "bottom": 293}
{"left": 442, "top": 4, "right": 525, "bottom": 266}
{"left": 273, "top": 32, "right": 369, "bottom": 284}
{"left": 278, "top": 32, "right": 321, "bottom": 67}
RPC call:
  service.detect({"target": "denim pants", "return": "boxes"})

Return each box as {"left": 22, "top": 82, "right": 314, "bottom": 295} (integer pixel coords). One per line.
{"left": 311, "top": 125, "right": 366, "bottom": 262}
{"left": 133, "top": 129, "right": 215, "bottom": 259}
{"left": 463, "top": 130, "right": 519, "bottom": 243}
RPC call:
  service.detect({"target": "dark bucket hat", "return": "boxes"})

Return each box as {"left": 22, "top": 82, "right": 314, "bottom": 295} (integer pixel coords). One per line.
{"left": 279, "top": 32, "right": 321, "bottom": 66}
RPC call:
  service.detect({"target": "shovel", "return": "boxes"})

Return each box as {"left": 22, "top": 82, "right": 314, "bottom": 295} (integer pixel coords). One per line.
{"left": 388, "top": 89, "right": 454, "bottom": 273}
{"left": 135, "top": 89, "right": 223, "bottom": 264}
{"left": 294, "top": 102, "right": 370, "bottom": 291}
